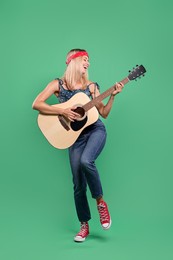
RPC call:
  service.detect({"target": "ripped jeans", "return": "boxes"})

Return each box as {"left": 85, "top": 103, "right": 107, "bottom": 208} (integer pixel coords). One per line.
{"left": 69, "top": 119, "right": 107, "bottom": 222}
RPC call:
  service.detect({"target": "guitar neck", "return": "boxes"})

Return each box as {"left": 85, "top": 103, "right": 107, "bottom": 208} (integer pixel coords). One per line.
{"left": 83, "top": 77, "right": 129, "bottom": 112}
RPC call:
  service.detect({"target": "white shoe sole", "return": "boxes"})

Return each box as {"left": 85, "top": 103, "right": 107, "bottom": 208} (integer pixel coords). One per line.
{"left": 102, "top": 218, "right": 112, "bottom": 230}
{"left": 74, "top": 235, "right": 88, "bottom": 242}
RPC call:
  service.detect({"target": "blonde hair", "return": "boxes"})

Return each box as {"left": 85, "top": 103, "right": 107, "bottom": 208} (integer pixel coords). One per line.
{"left": 62, "top": 49, "right": 89, "bottom": 90}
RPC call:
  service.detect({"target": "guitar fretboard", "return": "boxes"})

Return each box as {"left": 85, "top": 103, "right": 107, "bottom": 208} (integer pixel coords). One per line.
{"left": 83, "top": 77, "right": 129, "bottom": 112}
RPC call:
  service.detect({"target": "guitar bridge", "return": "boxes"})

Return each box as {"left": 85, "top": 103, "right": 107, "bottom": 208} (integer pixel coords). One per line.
{"left": 58, "top": 115, "right": 70, "bottom": 131}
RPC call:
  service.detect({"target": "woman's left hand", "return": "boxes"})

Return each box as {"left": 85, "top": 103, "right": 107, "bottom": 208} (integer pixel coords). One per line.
{"left": 112, "top": 82, "right": 124, "bottom": 96}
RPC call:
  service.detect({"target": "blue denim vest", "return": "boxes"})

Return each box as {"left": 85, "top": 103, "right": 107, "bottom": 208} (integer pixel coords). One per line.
{"left": 55, "top": 78, "right": 99, "bottom": 103}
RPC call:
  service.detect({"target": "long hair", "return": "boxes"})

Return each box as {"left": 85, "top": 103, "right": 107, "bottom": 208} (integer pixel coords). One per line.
{"left": 62, "top": 49, "right": 89, "bottom": 90}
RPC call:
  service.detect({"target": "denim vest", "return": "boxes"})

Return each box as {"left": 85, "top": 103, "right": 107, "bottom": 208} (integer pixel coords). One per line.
{"left": 55, "top": 78, "right": 99, "bottom": 103}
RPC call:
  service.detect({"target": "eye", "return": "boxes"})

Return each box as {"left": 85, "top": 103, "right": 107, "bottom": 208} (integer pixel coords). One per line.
{"left": 83, "top": 56, "right": 88, "bottom": 62}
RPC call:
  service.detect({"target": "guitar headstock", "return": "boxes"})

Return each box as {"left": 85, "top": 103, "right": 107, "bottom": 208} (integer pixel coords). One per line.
{"left": 128, "top": 65, "right": 146, "bottom": 81}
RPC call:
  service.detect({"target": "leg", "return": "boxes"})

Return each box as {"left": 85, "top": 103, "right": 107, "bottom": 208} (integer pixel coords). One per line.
{"left": 80, "top": 125, "right": 112, "bottom": 230}
{"left": 80, "top": 127, "right": 107, "bottom": 199}
{"left": 69, "top": 135, "right": 91, "bottom": 222}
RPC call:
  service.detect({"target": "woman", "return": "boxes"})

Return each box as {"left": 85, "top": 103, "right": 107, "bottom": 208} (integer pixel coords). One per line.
{"left": 32, "top": 48, "right": 124, "bottom": 242}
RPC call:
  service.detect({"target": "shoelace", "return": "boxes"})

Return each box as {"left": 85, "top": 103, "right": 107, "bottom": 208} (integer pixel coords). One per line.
{"left": 77, "top": 223, "right": 88, "bottom": 237}
{"left": 98, "top": 203, "right": 109, "bottom": 222}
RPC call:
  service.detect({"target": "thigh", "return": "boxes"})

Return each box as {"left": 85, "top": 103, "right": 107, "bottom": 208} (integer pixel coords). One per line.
{"left": 68, "top": 133, "right": 88, "bottom": 172}
{"left": 82, "top": 128, "right": 107, "bottom": 162}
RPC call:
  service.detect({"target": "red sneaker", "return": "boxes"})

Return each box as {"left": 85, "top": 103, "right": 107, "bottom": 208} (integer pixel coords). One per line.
{"left": 74, "top": 222, "right": 89, "bottom": 242}
{"left": 97, "top": 201, "right": 112, "bottom": 230}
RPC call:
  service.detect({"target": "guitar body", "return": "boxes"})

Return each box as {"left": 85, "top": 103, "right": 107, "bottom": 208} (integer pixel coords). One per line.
{"left": 37, "top": 92, "right": 99, "bottom": 149}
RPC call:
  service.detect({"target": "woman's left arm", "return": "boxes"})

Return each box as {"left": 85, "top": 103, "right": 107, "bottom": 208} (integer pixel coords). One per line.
{"left": 90, "top": 82, "right": 124, "bottom": 119}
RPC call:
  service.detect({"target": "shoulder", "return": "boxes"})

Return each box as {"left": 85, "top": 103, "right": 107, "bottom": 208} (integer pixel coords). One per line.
{"left": 48, "top": 78, "right": 64, "bottom": 90}
{"left": 43, "top": 79, "right": 61, "bottom": 96}
{"left": 87, "top": 81, "right": 100, "bottom": 93}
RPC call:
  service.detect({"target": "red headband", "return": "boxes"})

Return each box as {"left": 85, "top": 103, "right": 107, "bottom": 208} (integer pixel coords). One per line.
{"left": 66, "top": 51, "right": 89, "bottom": 65}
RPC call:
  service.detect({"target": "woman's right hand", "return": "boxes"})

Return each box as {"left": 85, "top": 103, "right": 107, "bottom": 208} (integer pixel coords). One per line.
{"left": 62, "top": 107, "right": 80, "bottom": 122}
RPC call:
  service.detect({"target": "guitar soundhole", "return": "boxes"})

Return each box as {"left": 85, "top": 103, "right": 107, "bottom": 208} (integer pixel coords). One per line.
{"left": 71, "top": 107, "right": 87, "bottom": 132}
{"left": 73, "top": 107, "right": 85, "bottom": 117}
{"left": 70, "top": 116, "right": 88, "bottom": 131}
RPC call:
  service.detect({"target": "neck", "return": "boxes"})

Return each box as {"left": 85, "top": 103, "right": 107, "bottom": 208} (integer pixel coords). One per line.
{"left": 83, "top": 77, "right": 129, "bottom": 112}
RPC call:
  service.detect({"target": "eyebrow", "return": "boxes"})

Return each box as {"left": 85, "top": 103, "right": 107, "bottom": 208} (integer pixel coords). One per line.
{"left": 83, "top": 56, "right": 89, "bottom": 60}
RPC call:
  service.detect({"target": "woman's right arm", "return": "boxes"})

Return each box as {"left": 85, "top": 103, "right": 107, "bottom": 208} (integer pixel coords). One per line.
{"left": 32, "top": 80, "right": 64, "bottom": 115}
{"left": 32, "top": 80, "right": 80, "bottom": 121}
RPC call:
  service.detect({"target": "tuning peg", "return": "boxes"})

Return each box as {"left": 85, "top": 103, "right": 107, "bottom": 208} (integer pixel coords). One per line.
{"left": 143, "top": 74, "right": 145, "bottom": 77}
{"left": 136, "top": 64, "right": 139, "bottom": 67}
{"left": 129, "top": 70, "right": 131, "bottom": 73}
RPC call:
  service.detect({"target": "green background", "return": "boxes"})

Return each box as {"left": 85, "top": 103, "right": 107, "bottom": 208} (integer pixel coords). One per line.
{"left": 1, "top": 0, "right": 173, "bottom": 259}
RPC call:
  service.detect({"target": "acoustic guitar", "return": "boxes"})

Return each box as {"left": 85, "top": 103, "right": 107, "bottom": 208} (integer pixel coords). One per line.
{"left": 37, "top": 65, "right": 146, "bottom": 149}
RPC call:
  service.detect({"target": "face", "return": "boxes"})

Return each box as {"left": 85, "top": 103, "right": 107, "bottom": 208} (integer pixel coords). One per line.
{"left": 80, "top": 55, "right": 90, "bottom": 75}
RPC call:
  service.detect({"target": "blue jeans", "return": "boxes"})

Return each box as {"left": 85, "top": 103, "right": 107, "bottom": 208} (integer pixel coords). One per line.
{"left": 69, "top": 119, "right": 107, "bottom": 222}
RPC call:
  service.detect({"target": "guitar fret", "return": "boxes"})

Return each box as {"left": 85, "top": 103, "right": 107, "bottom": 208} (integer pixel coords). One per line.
{"left": 83, "top": 77, "right": 129, "bottom": 112}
